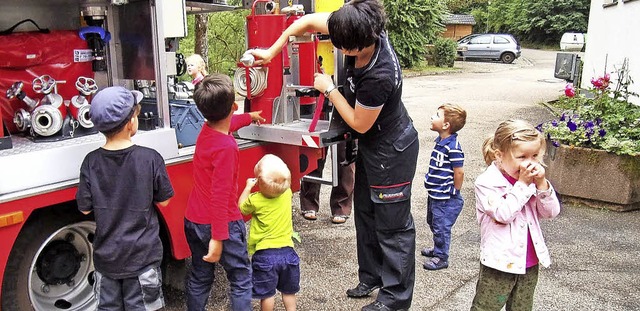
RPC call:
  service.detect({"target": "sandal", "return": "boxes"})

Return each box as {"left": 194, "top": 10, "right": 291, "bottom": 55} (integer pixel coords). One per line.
{"left": 301, "top": 210, "right": 317, "bottom": 221}
{"left": 331, "top": 215, "right": 348, "bottom": 224}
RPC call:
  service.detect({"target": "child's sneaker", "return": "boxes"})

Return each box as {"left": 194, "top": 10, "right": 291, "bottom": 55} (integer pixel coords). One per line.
{"left": 423, "top": 257, "right": 448, "bottom": 270}
{"left": 420, "top": 247, "right": 435, "bottom": 257}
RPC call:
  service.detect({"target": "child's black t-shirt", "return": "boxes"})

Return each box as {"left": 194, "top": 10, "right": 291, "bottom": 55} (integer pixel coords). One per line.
{"left": 76, "top": 145, "right": 174, "bottom": 279}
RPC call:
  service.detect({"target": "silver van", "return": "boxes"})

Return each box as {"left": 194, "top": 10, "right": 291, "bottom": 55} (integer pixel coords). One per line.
{"left": 457, "top": 34, "right": 521, "bottom": 64}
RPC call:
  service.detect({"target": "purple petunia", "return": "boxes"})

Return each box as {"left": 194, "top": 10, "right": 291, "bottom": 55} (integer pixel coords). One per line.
{"left": 567, "top": 120, "right": 578, "bottom": 131}
{"left": 560, "top": 113, "right": 566, "bottom": 121}
{"left": 583, "top": 120, "right": 594, "bottom": 129}
{"left": 552, "top": 141, "right": 560, "bottom": 147}
{"left": 599, "top": 129, "right": 607, "bottom": 137}
{"left": 586, "top": 128, "right": 594, "bottom": 138}
{"left": 552, "top": 120, "right": 558, "bottom": 127}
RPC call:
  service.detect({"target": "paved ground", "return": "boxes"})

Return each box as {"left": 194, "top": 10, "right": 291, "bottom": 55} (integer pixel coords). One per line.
{"left": 164, "top": 49, "right": 640, "bottom": 310}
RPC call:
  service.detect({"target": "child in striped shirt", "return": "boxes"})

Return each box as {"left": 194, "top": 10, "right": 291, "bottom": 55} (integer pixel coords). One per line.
{"left": 422, "top": 103, "right": 467, "bottom": 270}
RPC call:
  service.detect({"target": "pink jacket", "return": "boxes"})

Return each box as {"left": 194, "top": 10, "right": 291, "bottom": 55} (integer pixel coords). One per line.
{"left": 474, "top": 163, "right": 560, "bottom": 274}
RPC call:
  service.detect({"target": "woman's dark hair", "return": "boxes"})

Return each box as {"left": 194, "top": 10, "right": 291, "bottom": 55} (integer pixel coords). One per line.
{"left": 193, "top": 74, "right": 235, "bottom": 122}
{"left": 327, "top": 0, "right": 386, "bottom": 51}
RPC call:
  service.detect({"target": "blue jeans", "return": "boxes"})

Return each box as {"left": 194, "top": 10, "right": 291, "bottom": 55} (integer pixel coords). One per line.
{"left": 184, "top": 219, "right": 252, "bottom": 311}
{"left": 426, "top": 193, "right": 464, "bottom": 261}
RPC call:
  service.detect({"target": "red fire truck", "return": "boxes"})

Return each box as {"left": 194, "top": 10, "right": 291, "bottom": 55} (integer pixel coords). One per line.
{"left": 0, "top": 0, "right": 346, "bottom": 309}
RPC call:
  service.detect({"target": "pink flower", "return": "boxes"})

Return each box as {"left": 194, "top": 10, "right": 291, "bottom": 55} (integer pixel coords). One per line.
{"left": 591, "top": 77, "right": 603, "bottom": 88}
{"left": 601, "top": 76, "right": 610, "bottom": 89}
{"left": 564, "top": 83, "right": 576, "bottom": 97}
{"left": 591, "top": 74, "right": 611, "bottom": 91}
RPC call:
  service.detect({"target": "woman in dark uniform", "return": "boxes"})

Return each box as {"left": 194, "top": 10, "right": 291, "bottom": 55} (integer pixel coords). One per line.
{"left": 250, "top": 1, "right": 419, "bottom": 310}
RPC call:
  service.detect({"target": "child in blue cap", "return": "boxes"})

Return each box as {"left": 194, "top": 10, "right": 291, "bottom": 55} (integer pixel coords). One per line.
{"left": 76, "top": 86, "right": 174, "bottom": 310}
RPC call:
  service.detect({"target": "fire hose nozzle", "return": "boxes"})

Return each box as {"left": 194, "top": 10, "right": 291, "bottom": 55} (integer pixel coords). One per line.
{"left": 240, "top": 51, "right": 256, "bottom": 67}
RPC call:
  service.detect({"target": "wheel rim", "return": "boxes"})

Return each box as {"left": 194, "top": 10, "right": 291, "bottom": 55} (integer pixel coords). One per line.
{"left": 28, "top": 221, "right": 97, "bottom": 310}
{"left": 503, "top": 53, "right": 514, "bottom": 63}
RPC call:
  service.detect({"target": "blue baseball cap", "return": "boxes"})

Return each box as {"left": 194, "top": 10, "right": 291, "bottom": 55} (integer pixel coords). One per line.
{"left": 90, "top": 86, "right": 143, "bottom": 132}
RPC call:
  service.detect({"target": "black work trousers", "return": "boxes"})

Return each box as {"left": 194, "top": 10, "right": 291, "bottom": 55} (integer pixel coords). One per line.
{"left": 353, "top": 121, "right": 419, "bottom": 310}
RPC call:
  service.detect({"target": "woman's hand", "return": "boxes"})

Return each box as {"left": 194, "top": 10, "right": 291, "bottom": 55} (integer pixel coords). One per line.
{"left": 250, "top": 49, "right": 274, "bottom": 66}
{"left": 314, "top": 73, "right": 334, "bottom": 94}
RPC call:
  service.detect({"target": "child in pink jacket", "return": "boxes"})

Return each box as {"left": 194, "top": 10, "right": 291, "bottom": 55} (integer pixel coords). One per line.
{"left": 471, "top": 119, "right": 560, "bottom": 311}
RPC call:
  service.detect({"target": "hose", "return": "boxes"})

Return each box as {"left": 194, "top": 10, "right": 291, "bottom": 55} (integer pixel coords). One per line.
{"left": 233, "top": 67, "right": 268, "bottom": 98}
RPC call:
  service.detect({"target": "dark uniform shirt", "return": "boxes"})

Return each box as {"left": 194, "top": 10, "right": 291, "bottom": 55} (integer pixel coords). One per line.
{"left": 342, "top": 32, "right": 407, "bottom": 140}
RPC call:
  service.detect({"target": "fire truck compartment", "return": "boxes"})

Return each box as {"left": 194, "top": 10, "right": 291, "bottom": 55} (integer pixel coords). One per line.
{"left": 0, "top": 128, "right": 179, "bottom": 200}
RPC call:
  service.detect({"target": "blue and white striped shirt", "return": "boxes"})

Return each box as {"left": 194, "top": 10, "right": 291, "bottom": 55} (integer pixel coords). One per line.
{"left": 424, "top": 133, "right": 464, "bottom": 200}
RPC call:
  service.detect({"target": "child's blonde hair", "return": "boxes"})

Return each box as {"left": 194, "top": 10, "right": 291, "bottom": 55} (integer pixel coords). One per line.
{"left": 482, "top": 119, "right": 546, "bottom": 165}
{"left": 439, "top": 103, "right": 467, "bottom": 134}
{"left": 254, "top": 154, "right": 291, "bottom": 198}
{"left": 187, "top": 54, "right": 209, "bottom": 76}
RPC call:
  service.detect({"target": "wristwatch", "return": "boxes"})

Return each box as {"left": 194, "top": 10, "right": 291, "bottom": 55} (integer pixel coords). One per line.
{"left": 324, "top": 84, "right": 337, "bottom": 97}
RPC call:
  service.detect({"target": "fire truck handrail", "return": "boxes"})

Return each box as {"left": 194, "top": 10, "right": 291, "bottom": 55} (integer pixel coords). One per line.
{"left": 185, "top": 1, "right": 237, "bottom": 14}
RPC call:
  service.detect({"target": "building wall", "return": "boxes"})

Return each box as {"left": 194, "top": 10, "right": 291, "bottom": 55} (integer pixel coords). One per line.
{"left": 442, "top": 25, "right": 473, "bottom": 41}
{"left": 583, "top": 0, "right": 640, "bottom": 104}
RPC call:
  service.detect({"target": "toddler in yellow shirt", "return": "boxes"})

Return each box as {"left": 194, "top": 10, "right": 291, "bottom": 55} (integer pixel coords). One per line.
{"left": 239, "top": 154, "right": 299, "bottom": 311}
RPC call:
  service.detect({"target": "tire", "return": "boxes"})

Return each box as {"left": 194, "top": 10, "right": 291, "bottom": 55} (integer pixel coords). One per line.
{"left": 501, "top": 52, "right": 516, "bottom": 64}
{"left": 2, "top": 210, "right": 97, "bottom": 311}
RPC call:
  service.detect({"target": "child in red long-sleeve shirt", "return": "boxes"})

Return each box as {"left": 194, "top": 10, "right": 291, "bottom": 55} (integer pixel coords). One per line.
{"left": 184, "top": 74, "right": 253, "bottom": 311}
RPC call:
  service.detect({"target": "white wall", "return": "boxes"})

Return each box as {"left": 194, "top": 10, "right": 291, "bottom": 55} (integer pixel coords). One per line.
{"left": 582, "top": 0, "right": 640, "bottom": 104}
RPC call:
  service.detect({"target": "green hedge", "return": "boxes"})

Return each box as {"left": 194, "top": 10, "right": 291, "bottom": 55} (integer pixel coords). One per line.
{"left": 433, "top": 37, "right": 457, "bottom": 67}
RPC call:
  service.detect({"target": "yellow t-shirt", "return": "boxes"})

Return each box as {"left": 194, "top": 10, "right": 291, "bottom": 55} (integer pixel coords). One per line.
{"left": 239, "top": 188, "right": 294, "bottom": 256}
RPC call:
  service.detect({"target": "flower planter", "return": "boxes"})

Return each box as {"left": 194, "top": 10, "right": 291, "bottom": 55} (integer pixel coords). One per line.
{"left": 545, "top": 144, "right": 640, "bottom": 211}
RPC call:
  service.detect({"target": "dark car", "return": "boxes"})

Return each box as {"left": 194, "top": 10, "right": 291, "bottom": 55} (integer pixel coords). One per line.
{"left": 457, "top": 33, "right": 521, "bottom": 64}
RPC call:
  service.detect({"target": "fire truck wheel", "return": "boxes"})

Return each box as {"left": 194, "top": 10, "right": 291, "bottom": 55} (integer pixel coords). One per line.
{"left": 2, "top": 214, "right": 97, "bottom": 311}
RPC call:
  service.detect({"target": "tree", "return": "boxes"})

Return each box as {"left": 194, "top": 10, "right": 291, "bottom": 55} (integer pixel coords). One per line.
{"left": 446, "top": 0, "right": 489, "bottom": 33}
{"left": 179, "top": 9, "right": 248, "bottom": 77}
{"left": 384, "top": 0, "right": 447, "bottom": 68}
{"left": 205, "top": 10, "right": 249, "bottom": 75}
{"left": 486, "top": 0, "right": 590, "bottom": 44}
{"left": 446, "top": 0, "right": 489, "bottom": 14}
{"left": 194, "top": 14, "right": 209, "bottom": 67}
{"left": 515, "top": 0, "right": 590, "bottom": 43}
{"left": 446, "top": 0, "right": 590, "bottom": 45}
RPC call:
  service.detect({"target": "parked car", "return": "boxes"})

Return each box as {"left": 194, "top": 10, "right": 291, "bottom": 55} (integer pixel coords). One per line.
{"left": 560, "top": 32, "right": 586, "bottom": 52}
{"left": 457, "top": 33, "right": 521, "bottom": 64}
